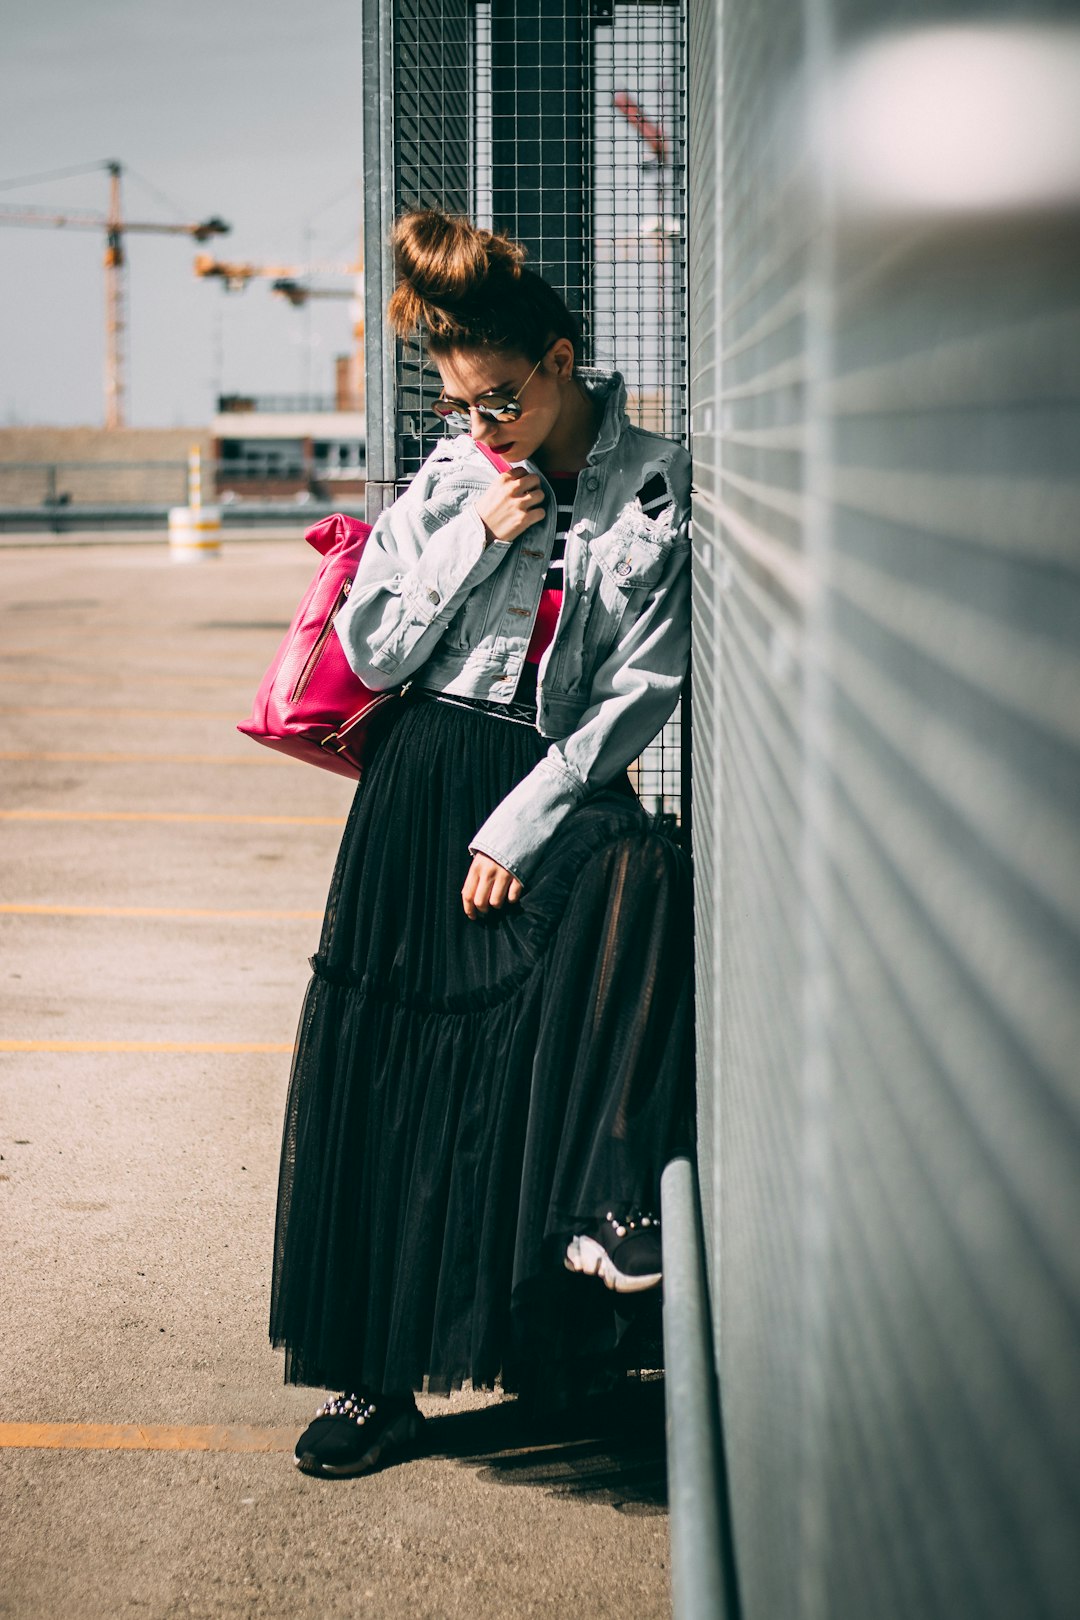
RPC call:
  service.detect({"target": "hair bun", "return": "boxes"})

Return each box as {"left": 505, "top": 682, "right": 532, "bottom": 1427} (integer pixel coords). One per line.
{"left": 388, "top": 210, "right": 525, "bottom": 338}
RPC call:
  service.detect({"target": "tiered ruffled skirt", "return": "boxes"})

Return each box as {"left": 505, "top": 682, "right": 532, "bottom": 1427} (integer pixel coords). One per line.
{"left": 270, "top": 688, "right": 693, "bottom": 1396}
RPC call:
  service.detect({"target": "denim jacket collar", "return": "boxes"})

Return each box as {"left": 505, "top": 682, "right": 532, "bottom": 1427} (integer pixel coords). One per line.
{"left": 576, "top": 368, "right": 629, "bottom": 463}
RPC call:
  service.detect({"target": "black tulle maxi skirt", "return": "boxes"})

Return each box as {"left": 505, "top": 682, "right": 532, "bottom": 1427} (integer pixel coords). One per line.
{"left": 270, "top": 687, "right": 693, "bottom": 1397}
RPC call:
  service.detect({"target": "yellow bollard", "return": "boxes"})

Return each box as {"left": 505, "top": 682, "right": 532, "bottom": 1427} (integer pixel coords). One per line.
{"left": 169, "top": 445, "right": 221, "bottom": 562}
{"left": 188, "top": 443, "right": 202, "bottom": 512}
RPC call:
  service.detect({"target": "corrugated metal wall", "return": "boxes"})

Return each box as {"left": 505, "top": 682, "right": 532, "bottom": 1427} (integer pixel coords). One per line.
{"left": 688, "top": 1, "right": 1080, "bottom": 1615}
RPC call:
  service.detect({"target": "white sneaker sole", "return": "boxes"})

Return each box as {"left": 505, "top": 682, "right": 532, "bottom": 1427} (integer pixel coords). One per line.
{"left": 564, "top": 1234, "right": 662, "bottom": 1294}
{"left": 294, "top": 1407, "right": 423, "bottom": 1478}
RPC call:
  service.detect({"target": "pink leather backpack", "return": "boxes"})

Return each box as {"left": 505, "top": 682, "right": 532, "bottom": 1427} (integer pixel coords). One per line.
{"left": 237, "top": 512, "right": 400, "bottom": 779}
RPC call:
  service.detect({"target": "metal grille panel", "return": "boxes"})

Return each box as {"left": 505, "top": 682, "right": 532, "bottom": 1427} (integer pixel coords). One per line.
{"left": 365, "top": 0, "right": 689, "bottom": 826}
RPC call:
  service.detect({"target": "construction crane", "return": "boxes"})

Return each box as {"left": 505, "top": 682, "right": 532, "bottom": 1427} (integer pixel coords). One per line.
{"left": 270, "top": 279, "right": 353, "bottom": 306}
{"left": 613, "top": 90, "right": 669, "bottom": 167}
{"left": 195, "top": 254, "right": 365, "bottom": 411}
{"left": 613, "top": 90, "right": 680, "bottom": 239}
{"left": 194, "top": 254, "right": 359, "bottom": 291}
{"left": 0, "top": 161, "right": 229, "bottom": 428}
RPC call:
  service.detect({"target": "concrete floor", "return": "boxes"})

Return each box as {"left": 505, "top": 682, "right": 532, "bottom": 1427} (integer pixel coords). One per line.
{"left": 0, "top": 535, "right": 670, "bottom": 1620}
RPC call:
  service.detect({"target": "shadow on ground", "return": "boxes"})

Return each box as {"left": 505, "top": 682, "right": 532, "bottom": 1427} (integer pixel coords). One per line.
{"left": 422, "top": 1377, "right": 668, "bottom": 1517}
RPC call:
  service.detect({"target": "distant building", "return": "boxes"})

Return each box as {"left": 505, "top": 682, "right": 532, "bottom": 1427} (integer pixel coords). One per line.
{"left": 213, "top": 396, "right": 365, "bottom": 503}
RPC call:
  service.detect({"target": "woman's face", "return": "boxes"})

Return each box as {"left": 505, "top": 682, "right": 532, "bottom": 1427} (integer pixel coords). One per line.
{"left": 433, "top": 339, "right": 575, "bottom": 463}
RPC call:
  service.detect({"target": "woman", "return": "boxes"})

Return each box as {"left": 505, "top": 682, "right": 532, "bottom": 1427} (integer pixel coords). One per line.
{"left": 271, "top": 209, "right": 693, "bottom": 1478}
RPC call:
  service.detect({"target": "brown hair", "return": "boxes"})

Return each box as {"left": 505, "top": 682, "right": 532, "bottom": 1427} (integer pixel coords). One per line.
{"left": 387, "top": 209, "right": 581, "bottom": 361}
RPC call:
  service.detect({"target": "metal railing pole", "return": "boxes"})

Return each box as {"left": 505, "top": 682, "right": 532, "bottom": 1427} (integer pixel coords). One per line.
{"left": 661, "top": 1154, "right": 739, "bottom": 1620}
{"left": 361, "top": 0, "right": 399, "bottom": 518}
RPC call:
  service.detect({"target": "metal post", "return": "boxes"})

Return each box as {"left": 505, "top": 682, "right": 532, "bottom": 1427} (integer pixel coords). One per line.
{"left": 680, "top": 665, "right": 693, "bottom": 853}
{"left": 361, "top": 0, "right": 399, "bottom": 518}
{"left": 661, "top": 1155, "right": 740, "bottom": 1620}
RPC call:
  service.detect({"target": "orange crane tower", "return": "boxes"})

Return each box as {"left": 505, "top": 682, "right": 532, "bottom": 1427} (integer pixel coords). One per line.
{"left": 194, "top": 253, "right": 365, "bottom": 411}
{"left": 0, "top": 160, "right": 229, "bottom": 428}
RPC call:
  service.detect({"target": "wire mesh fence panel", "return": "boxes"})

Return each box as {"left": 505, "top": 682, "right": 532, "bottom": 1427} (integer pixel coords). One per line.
{"left": 391, "top": 0, "right": 474, "bottom": 482}
{"left": 593, "top": 1, "right": 687, "bottom": 828}
{"left": 592, "top": 3, "right": 686, "bottom": 443}
{"left": 369, "top": 0, "right": 689, "bottom": 829}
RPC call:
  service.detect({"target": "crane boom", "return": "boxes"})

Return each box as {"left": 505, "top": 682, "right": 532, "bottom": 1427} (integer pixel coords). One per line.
{"left": 271, "top": 279, "right": 354, "bottom": 305}
{"left": 194, "top": 254, "right": 360, "bottom": 291}
{"left": 0, "top": 206, "right": 228, "bottom": 239}
{"left": 196, "top": 253, "right": 365, "bottom": 412}
{"left": 0, "top": 160, "right": 229, "bottom": 428}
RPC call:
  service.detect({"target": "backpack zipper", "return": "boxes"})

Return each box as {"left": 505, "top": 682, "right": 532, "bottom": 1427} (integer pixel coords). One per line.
{"left": 290, "top": 578, "right": 352, "bottom": 702}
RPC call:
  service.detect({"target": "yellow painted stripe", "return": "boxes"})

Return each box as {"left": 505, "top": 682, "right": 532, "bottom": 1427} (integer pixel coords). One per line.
{"left": 1, "top": 648, "right": 273, "bottom": 668}
{"left": 0, "top": 810, "right": 345, "bottom": 826}
{"left": 0, "top": 672, "right": 260, "bottom": 689}
{"left": 0, "top": 1041, "right": 292, "bottom": 1053}
{"left": 0, "top": 704, "right": 241, "bottom": 720}
{"left": 2, "top": 647, "right": 85, "bottom": 656}
{"left": 0, "top": 904, "right": 320, "bottom": 919}
{"left": 0, "top": 750, "right": 290, "bottom": 766}
{"left": 0, "top": 1424, "right": 296, "bottom": 1453}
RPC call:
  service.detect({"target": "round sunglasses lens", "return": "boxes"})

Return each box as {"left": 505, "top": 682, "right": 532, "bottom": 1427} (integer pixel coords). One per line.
{"left": 431, "top": 404, "right": 470, "bottom": 433}
{"left": 478, "top": 400, "right": 520, "bottom": 423}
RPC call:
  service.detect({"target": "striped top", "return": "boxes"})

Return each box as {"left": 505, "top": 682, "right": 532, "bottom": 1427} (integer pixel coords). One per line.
{"left": 522, "top": 471, "right": 578, "bottom": 666}
{"left": 515, "top": 469, "right": 670, "bottom": 706}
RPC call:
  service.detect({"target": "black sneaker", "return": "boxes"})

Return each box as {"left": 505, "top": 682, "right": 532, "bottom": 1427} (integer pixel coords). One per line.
{"left": 564, "top": 1210, "right": 662, "bottom": 1293}
{"left": 293, "top": 1390, "right": 424, "bottom": 1479}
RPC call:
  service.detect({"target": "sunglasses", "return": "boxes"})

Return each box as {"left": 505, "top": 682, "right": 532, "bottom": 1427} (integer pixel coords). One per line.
{"left": 430, "top": 343, "right": 555, "bottom": 434}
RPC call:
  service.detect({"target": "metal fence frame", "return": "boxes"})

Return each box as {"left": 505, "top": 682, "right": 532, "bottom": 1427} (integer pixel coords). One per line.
{"left": 361, "top": 0, "right": 689, "bottom": 828}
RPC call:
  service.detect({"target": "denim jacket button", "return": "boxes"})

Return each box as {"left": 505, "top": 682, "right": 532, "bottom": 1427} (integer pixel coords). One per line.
{"left": 615, "top": 560, "right": 632, "bottom": 577}
{"left": 427, "top": 588, "right": 440, "bottom": 605}
{"left": 585, "top": 474, "right": 599, "bottom": 493}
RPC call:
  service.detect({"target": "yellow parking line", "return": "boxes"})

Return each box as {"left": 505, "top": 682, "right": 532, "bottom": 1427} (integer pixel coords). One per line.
{"left": 0, "top": 1041, "right": 293, "bottom": 1053}
{"left": 0, "top": 750, "right": 290, "bottom": 766}
{"left": 0, "top": 810, "right": 345, "bottom": 826}
{"left": 0, "top": 672, "right": 256, "bottom": 689}
{"left": 1, "top": 646, "right": 106, "bottom": 656}
{"left": 0, "top": 1423, "right": 296, "bottom": 1453}
{"left": 0, "top": 704, "right": 241, "bottom": 720}
{"left": 2, "top": 645, "right": 268, "bottom": 662}
{"left": 0, "top": 904, "right": 320, "bottom": 919}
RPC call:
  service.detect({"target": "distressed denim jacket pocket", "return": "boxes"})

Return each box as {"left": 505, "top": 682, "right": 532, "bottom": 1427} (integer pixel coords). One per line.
{"left": 592, "top": 516, "right": 671, "bottom": 590}
{"left": 581, "top": 508, "right": 675, "bottom": 665}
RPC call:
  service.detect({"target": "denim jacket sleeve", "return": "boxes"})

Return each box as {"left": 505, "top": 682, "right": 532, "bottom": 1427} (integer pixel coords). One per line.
{"left": 469, "top": 512, "right": 691, "bottom": 884}
{"left": 333, "top": 450, "right": 511, "bottom": 686}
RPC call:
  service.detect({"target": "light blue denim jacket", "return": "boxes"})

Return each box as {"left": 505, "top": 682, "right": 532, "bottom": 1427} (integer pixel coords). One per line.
{"left": 334, "top": 369, "right": 691, "bottom": 882}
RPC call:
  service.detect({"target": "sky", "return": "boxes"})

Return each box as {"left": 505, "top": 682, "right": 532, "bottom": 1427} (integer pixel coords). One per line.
{"left": 1, "top": 0, "right": 365, "bottom": 426}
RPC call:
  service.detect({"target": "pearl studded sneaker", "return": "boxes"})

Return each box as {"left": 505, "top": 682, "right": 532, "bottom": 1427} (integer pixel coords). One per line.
{"left": 293, "top": 1390, "right": 424, "bottom": 1478}
{"left": 564, "top": 1209, "right": 663, "bottom": 1293}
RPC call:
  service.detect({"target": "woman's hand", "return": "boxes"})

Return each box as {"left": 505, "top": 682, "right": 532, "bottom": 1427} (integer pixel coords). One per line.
{"left": 473, "top": 469, "right": 546, "bottom": 544}
{"left": 462, "top": 853, "right": 524, "bottom": 919}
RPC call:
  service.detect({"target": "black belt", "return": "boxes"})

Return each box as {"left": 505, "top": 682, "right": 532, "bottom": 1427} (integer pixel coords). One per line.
{"left": 414, "top": 687, "right": 539, "bottom": 728}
